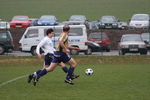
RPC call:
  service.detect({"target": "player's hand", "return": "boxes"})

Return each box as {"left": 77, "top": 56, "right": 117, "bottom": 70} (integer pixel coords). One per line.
{"left": 64, "top": 48, "right": 70, "bottom": 53}
{"left": 74, "top": 47, "right": 80, "bottom": 51}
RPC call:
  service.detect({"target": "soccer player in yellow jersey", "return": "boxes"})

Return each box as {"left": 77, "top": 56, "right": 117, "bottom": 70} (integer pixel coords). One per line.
{"left": 33, "top": 25, "right": 80, "bottom": 85}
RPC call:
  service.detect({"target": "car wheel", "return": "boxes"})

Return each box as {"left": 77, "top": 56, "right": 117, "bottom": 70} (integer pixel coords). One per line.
{"left": 70, "top": 50, "right": 79, "bottom": 55}
{"left": 106, "top": 48, "right": 110, "bottom": 52}
{"left": 140, "top": 51, "right": 147, "bottom": 55}
{"left": 0, "top": 46, "right": 5, "bottom": 55}
{"left": 85, "top": 47, "right": 92, "bottom": 55}
{"left": 119, "top": 50, "right": 125, "bottom": 55}
{"left": 31, "top": 47, "right": 37, "bottom": 56}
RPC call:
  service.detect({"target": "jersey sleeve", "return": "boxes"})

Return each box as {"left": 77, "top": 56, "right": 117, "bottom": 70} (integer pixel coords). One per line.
{"left": 36, "top": 38, "right": 46, "bottom": 55}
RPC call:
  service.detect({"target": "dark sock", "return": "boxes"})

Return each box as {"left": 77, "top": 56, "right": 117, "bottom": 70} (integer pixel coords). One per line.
{"left": 31, "top": 69, "right": 42, "bottom": 77}
{"left": 66, "top": 67, "right": 75, "bottom": 79}
{"left": 62, "top": 66, "right": 68, "bottom": 73}
{"left": 37, "top": 69, "right": 48, "bottom": 79}
{"left": 36, "top": 69, "right": 42, "bottom": 74}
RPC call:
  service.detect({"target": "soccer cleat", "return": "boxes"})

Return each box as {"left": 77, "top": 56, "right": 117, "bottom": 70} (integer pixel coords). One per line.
{"left": 71, "top": 74, "right": 80, "bottom": 80}
{"left": 27, "top": 74, "right": 33, "bottom": 83}
{"left": 32, "top": 72, "right": 38, "bottom": 86}
{"left": 64, "top": 79, "right": 74, "bottom": 85}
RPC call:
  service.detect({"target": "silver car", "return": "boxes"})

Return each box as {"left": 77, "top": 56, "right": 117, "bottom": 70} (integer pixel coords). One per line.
{"left": 118, "top": 34, "right": 147, "bottom": 55}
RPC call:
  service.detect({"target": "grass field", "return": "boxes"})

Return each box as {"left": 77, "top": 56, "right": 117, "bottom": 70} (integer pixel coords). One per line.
{"left": 0, "top": 0, "right": 150, "bottom": 21}
{"left": 0, "top": 56, "right": 150, "bottom": 100}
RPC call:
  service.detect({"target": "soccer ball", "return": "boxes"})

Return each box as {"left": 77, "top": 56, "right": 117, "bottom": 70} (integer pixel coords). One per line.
{"left": 85, "top": 68, "right": 93, "bottom": 75}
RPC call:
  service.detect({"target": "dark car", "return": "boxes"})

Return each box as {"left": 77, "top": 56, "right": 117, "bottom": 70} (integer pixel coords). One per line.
{"left": 0, "top": 30, "right": 14, "bottom": 55}
{"left": 88, "top": 33, "right": 110, "bottom": 52}
{"left": 98, "top": 16, "right": 119, "bottom": 29}
{"left": 37, "top": 15, "right": 58, "bottom": 26}
{"left": 67, "top": 15, "right": 89, "bottom": 28}
{"left": 141, "top": 33, "right": 150, "bottom": 50}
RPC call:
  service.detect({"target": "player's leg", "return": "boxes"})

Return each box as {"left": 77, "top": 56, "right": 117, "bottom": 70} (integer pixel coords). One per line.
{"left": 59, "top": 62, "right": 69, "bottom": 73}
{"left": 66, "top": 58, "right": 77, "bottom": 80}
{"left": 27, "top": 54, "right": 51, "bottom": 83}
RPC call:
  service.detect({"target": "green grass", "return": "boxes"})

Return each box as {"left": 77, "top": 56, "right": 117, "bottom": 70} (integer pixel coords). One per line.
{"left": 0, "top": 0, "right": 150, "bottom": 21}
{"left": 0, "top": 56, "right": 150, "bottom": 100}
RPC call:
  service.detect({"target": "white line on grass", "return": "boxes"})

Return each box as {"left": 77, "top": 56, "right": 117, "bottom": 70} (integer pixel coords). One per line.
{"left": 0, "top": 74, "right": 28, "bottom": 88}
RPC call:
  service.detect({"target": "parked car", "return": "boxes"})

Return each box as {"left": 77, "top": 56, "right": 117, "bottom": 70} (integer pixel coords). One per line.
{"left": 129, "top": 14, "right": 150, "bottom": 29}
{"left": 29, "top": 18, "right": 38, "bottom": 26}
{"left": 66, "top": 15, "right": 89, "bottom": 28}
{"left": 37, "top": 15, "right": 58, "bottom": 26}
{"left": 118, "top": 34, "right": 147, "bottom": 55}
{"left": 88, "top": 21, "right": 99, "bottom": 30}
{"left": 0, "top": 30, "right": 14, "bottom": 55}
{"left": 118, "top": 22, "right": 128, "bottom": 30}
{"left": 10, "top": 16, "right": 31, "bottom": 28}
{"left": 98, "top": 16, "right": 119, "bottom": 29}
{"left": 0, "top": 21, "right": 10, "bottom": 29}
{"left": 141, "top": 33, "right": 150, "bottom": 50}
{"left": 88, "top": 33, "right": 110, "bottom": 52}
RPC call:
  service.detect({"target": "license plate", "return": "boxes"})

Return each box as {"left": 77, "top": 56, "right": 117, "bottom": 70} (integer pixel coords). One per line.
{"left": 105, "top": 26, "right": 112, "bottom": 28}
{"left": 129, "top": 48, "right": 138, "bottom": 51}
{"left": 16, "top": 25, "right": 22, "bottom": 27}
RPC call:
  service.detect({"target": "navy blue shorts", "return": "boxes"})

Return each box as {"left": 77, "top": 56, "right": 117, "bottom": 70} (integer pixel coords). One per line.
{"left": 52, "top": 51, "right": 71, "bottom": 63}
{"left": 44, "top": 53, "right": 54, "bottom": 66}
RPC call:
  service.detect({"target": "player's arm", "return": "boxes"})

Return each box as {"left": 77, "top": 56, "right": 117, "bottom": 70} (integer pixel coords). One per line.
{"left": 68, "top": 46, "right": 80, "bottom": 51}
{"left": 36, "top": 39, "right": 46, "bottom": 58}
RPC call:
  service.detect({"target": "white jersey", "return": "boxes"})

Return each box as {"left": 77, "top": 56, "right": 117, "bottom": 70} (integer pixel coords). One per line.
{"left": 36, "top": 36, "right": 56, "bottom": 55}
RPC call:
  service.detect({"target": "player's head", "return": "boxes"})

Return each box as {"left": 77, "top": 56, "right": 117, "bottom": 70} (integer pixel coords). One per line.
{"left": 63, "top": 25, "right": 70, "bottom": 32}
{"left": 46, "top": 28, "right": 54, "bottom": 37}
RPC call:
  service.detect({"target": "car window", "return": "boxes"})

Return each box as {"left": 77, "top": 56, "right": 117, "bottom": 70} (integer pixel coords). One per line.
{"left": 89, "top": 33, "right": 108, "bottom": 39}
{"left": 40, "top": 16, "right": 55, "bottom": 20}
{"left": 132, "top": 15, "right": 149, "bottom": 21}
{"left": 122, "top": 35, "right": 142, "bottom": 42}
{"left": 0, "top": 32, "right": 7, "bottom": 39}
{"left": 25, "top": 29, "right": 39, "bottom": 38}
{"left": 13, "top": 16, "right": 29, "bottom": 21}
{"left": 44, "top": 28, "right": 83, "bottom": 36}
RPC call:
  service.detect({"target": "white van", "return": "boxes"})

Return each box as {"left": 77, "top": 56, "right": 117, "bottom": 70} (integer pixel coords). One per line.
{"left": 19, "top": 25, "right": 91, "bottom": 55}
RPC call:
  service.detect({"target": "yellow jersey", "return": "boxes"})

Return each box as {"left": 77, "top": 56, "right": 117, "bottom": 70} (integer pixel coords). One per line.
{"left": 56, "top": 32, "right": 68, "bottom": 52}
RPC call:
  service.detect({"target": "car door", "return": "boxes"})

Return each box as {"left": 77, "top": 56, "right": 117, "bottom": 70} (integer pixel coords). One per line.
{"left": 21, "top": 28, "right": 40, "bottom": 51}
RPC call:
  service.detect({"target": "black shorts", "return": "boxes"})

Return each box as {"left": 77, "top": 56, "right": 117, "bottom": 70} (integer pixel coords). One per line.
{"left": 44, "top": 53, "right": 54, "bottom": 66}
{"left": 52, "top": 51, "right": 71, "bottom": 63}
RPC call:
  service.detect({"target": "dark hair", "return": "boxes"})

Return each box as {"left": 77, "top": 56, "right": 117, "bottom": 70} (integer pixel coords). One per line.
{"left": 63, "top": 25, "right": 70, "bottom": 32}
{"left": 46, "top": 28, "right": 53, "bottom": 35}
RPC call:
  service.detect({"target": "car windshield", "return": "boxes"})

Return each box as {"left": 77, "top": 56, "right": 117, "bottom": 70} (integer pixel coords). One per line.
{"left": 44, "top": 28, "right": 83, "bottom": 36}
{"left": 0, "top": 22, "right": 7, "bottom": 27}
{"left": 132, "top": 15, "right": 149, "bottom": 21}
{"left": 122, "top": 35, "right": 142, "bottom": 42}
{"left": 101, "top": 16, "right": 116, "bottom": 23}
{"left": 12, "top": 16, "right": 29, "bottom": 21}
{"left": 88, "top": 33, "right": 108, "bottom": 39}
{"left": 40, "top": 16, "right": 55, "bottom": 20}
{"left": 69, "top": 16, "right": 85, "bottom": 21}
{"left": 141, "top": 33, "right": 150, "bottom": 41}
{"left": 0, "top": 31, "right": 8, "bottom": 39}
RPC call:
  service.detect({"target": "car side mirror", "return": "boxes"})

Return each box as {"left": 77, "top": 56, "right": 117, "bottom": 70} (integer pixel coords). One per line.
{"left": 144, "top": 41, "right": 148, "bottom": 44}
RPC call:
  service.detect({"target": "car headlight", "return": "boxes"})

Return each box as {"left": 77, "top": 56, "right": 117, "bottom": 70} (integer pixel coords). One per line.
{"left": 120, "top": 45, "right": 128, "bottom": 48}
{"left": 139, "top": 44, "right": 146, "bottom": 48}
{"left": 112, "top": 23, "right": 117, "bottom": 26}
